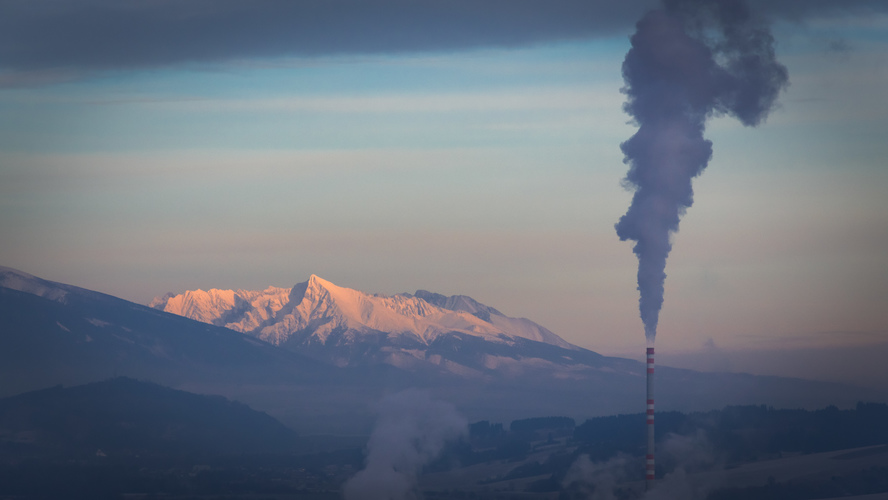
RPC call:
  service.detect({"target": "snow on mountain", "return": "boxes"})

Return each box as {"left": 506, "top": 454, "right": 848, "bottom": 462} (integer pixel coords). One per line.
{"left": 150, "top": 275, "right": 576, "bottom": 352}
{"left": 411, "top": 290, "right": 574, "bottom": 349}
{"left": 0, "top": 266, "right": 70, "bottom": 303}
{"left": 148, "top": 286, "right": 292, "bottom": 331}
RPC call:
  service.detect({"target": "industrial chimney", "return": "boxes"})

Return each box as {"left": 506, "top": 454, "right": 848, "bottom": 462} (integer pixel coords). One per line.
{"left": 646, "top": 346, "right": 655, "bottom": 489}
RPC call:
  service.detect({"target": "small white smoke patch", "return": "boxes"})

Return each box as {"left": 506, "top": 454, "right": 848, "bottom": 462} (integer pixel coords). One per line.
{"left": 342, "top": 389, "right": 467, "bottom": 500}
{"left": 659, "top": 430, "right": 718, "bottom": 472}
{"left": 564, "top": 431, "right": 725, "bottom": 500}
{"left": 647, "top": 431, "right": 724, "bottom": 500}
{"left": 563, "top": 454, "right": 632, "bottom": 500}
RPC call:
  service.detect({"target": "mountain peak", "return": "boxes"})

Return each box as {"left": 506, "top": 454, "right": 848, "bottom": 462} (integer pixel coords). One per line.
{"left": 306, "top": 274, "right": 327, "bottom": 287}
{"left": 303, "top": 274, "right": 358, "bottom": 303}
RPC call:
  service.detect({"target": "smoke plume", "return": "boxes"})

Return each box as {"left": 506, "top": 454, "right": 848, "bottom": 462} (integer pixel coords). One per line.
{"left": 615, "top": 0, "right": 788, "bottom": 342}
{"left": 342, "top": 389, "right": 467, "bottom": 500}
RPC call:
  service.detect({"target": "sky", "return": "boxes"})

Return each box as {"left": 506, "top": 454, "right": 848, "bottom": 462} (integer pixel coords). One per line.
{"left": 1, "top": 0, "right": 887, "bottom": 383}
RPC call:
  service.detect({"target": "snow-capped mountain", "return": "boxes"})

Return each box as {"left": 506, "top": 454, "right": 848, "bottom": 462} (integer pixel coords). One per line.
{"left": 149, "top": 275, "right": 600, "bottom": 374}
{"left": 150, "top": 275, "right": 575, "bottom": 351}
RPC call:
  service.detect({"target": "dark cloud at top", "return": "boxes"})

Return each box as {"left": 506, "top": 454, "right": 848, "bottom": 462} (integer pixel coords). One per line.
{"left": 0, "top": 0, "right": 655, "bottom": 72}
{"left": 0, "top": 0, "right": 884, "bottom": 82}
{"left": 747, "top": 0, "right": 888, "bottom": 21}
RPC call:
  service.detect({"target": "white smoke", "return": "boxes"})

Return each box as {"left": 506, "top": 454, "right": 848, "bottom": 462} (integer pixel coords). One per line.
{"left": 646, "top": 430, "right": 724, "bottom": 500}
{"left": 564, "top": 431, "right": 724, "bottom": 500}
{"left": 563, "top": 454, "right": 632, "bottom": 500}
{"left": 342, "top": 389, "right": 467, "bottom": 500}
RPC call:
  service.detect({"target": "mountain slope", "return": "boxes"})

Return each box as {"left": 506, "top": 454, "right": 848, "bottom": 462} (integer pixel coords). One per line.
{"left": 0, "top": 377, "right": 301, "bottom": 459}
{"left": 412, "top": 289, "right": 572, "bottom": 349}
{"left": 0, "top": 266, "right": 335, "bottom": 398}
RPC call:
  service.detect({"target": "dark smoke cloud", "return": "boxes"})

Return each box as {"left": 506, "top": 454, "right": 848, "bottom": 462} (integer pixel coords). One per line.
{"left": 0, "top": 0, "right": 884, "bottom": 82}
{"left": 615, "top": 0, "right": 788, "bottom": 342}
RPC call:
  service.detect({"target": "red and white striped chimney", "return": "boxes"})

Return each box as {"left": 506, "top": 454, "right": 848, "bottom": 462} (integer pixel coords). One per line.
{"left": 646, "top": 346, "right": 655, "bottom": 489}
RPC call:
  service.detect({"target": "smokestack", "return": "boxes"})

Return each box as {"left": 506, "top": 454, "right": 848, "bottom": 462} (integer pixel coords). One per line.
{"left": 646, "top": 346, "right": 655, "bottom": 489}
{"left": 614, "top": 0, "right": 787, "bottom": 489}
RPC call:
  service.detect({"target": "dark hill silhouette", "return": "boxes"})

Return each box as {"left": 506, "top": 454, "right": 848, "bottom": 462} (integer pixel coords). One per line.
{"left": 0, "top": 377, "right": 300, "bottom": 459}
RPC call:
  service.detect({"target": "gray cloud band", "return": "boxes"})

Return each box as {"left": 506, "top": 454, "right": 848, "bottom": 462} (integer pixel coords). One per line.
{"left": 0, "top": 0, "right": 653, "bottom": 72}
{"left": 0, "top": 0, "right": 882, "bottom": 75}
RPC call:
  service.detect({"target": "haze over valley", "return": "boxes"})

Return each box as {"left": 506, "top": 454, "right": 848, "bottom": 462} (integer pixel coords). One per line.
{"left": 2, "top": 266, "right": 883, "bottom": 432}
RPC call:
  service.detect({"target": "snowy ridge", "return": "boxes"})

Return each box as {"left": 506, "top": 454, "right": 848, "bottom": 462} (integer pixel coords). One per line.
{"left": 411, "top": 290, "right": 573, "bottom": 349}
{"left": 150, "top": 275, "right": 575, "bottom": 350}
{"left": 148, "top": 286, "right": 291, "bottom": 332}
{"left": 0, "top": 266, "right": 69, "bottom": 303}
